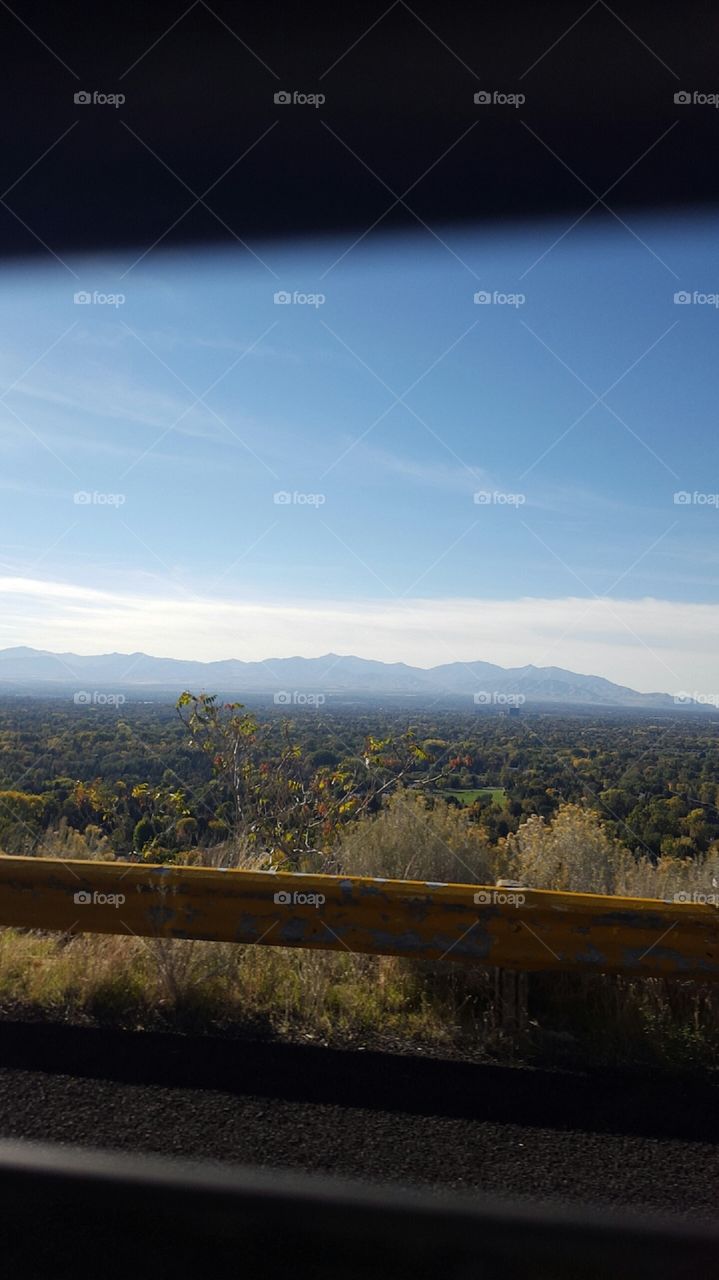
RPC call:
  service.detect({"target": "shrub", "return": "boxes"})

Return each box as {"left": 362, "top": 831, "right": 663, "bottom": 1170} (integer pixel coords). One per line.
{"left": 505, "top": 804, "right": 631, "bottom": 893}
{"left": 336, "top": 791, "right": 502, "bottom": 884}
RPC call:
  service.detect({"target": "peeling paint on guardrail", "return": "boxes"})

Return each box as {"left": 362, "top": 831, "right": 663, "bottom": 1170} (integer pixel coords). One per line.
{"left": 0, "top": 857, "right": 717, "bottom": 980}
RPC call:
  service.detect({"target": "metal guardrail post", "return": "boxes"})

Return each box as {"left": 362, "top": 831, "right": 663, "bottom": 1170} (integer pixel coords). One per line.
{"left": 492, "top": 883, "right": 530, "bottom": 1035}
{"left": 493, "top": 968, "right": 529, "bottom": 1037}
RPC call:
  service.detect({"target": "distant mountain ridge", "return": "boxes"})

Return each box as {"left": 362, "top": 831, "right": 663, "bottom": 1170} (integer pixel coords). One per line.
{"left": 0, "top": 646, "right": 697, "bottom": 709}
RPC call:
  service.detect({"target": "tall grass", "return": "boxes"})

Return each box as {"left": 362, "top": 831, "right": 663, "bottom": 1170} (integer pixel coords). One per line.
{"left": 1, "top": 796, "right": 717, "bottom": 1071}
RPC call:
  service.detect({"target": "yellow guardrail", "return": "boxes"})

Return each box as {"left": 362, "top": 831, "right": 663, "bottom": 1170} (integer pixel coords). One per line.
{"left": 0, "top": 856, "right": 717, "bottom": 979}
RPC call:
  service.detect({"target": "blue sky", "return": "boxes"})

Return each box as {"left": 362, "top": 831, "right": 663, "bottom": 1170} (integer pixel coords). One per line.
{"left": 0, "top": 209, "right": 717, "bottom": 692}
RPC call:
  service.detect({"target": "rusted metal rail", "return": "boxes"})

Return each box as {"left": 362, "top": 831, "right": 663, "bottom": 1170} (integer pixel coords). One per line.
{"left": 0, "top": 857, "right": 717, "bottom": 979}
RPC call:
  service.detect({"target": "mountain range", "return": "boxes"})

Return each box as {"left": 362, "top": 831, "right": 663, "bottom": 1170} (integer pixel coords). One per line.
{"left": 0, "top": 646, "right": 700, "bottom": 709}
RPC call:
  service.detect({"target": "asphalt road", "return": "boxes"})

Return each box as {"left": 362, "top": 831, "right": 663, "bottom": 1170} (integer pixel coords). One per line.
{"left": 0, "top": 1021, "right": 716, "bottom": 1221}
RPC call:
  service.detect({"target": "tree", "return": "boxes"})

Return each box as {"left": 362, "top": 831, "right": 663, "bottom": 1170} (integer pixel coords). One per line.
{"left": 175, "top": 693, "right": 442, "bottom": 869}
{"left": 0, "top": 790, "right": 45, "bottom": 853}
{"left": 133, "top": 816, "right": 155, "bottom": 851}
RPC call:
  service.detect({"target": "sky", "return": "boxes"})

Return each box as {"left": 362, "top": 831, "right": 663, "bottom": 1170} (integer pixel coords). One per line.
{"left": 0, "top": 209, "right": 718, "bottom": 694}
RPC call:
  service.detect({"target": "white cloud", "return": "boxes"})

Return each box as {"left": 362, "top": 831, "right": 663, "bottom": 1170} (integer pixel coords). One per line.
{"left": 11, "top": 373, "right": 220, "bottom": 435}
{"left": 72, "top": 323, "right": 302, "bottom": 366}
{"left": 0, "top": 575, "right": 716, "bottom": 694}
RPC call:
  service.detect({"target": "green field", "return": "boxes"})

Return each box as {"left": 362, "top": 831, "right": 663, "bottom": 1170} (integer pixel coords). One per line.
{"left": 439, "top": 788, "right": 507, "bottom": 807}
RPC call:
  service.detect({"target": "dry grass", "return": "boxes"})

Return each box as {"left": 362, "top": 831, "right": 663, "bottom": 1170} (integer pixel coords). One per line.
{"left": 0, "top": 798, "right": 718, "bottom": 1071}
{"left": 0, "top": 928, "right": 478, "bottom": 1049}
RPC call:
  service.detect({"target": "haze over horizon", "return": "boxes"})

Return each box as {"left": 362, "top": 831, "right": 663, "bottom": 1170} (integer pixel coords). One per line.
{"left": 0, "top": 641, "right": 702, "bottom": 708}
{"left": 1, "top": 574, "right": 717, "bottom": 694}
{"left": 0, "top": 615, "right": 712, "bottom": 702}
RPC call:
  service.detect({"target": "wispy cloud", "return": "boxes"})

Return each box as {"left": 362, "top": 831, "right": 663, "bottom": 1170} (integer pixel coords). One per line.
{"left": 360, "top": 444, "right": 488, "bottom": 491}
{"left": 9, "top": 373, "right": 217, "bottom": 434}
{"left": 73, "top": 324, "right": 300, "bottom": 364}
{"left": 0, "top": 574, "right": 716, "bottom": 694}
